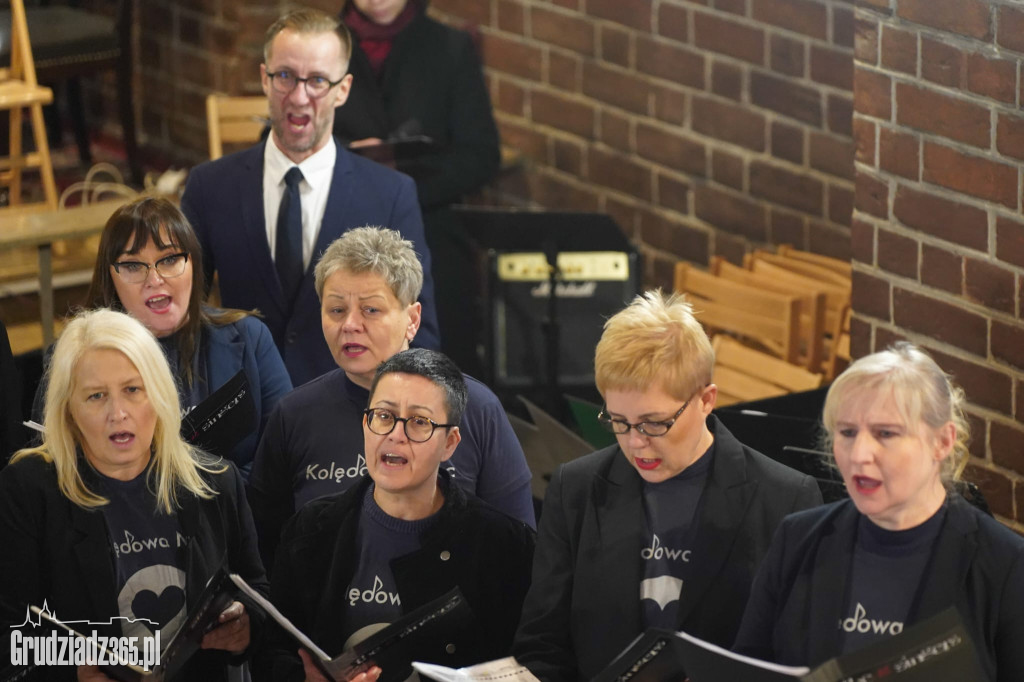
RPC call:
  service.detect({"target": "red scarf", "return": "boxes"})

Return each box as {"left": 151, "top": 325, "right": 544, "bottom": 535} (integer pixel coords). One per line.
{"left": 343, "top": 0, "right": 419, "bottom": 78}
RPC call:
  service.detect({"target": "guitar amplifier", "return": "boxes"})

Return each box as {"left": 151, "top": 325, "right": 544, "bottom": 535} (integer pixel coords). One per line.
{"left": 489, "top": 250, "right": 640, "bottom": 388}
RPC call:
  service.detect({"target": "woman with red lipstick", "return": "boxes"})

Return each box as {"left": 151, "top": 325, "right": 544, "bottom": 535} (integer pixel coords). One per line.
{"left": 33, "top": 197, "right": 293, "bottom": 477}
{"left": 0, "top": 309, "right": 268, "bottom": 681}
{"left": 734, "top": 343, "right": 1024, "bottom": 681}
{"left": 513, "top": 291, "right": 823, "bottom": 681}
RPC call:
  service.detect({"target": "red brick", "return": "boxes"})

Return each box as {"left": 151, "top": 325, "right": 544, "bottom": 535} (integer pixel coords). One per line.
{"left": 997, "top": 114, "right": 1024, "bottom": 162}
{"left": 993, "top": 321, "right": 1024, "bottom": 372}
{"left": 552, "top": 138, "right": 584, "bottom": 175}
{"left": 963, "top": 464, "right": 1013, "bottom": 519}
{"left": 895, "top": 288, "right": 989, "bottom": 356}
{"left": 876, "top": 227, "right": 918, "bottom": 278}
{"left": 850, "top": 316, "right": 872, "bottom": 358}
{"left": 878, "top": 128, "right": 920, "bottom": 180}
{"left": 715, "top": 0, "right": 747, "bottom": 15}
{"left": 531, "top": 171, "right": 601, "bottom": 211}
{"left": 599, "top": 109, "right": 631, "bottom": 152}
{"left": 855, "top": 172, "right": 888, "bottom": 219}
{"left": 1018, "top": 483, "right": 1024, "bottom": 525}
{"left": 532, "top": 7, "right": 594, "bottom": 56}
{"left": 829, "top": 184, "right": 855, "bottom": 226}
{"left": 829, "top": 94, "right": 854, "bottom": 136}
{"left": 653, "top": 85, "right": 688, "bottom": 125}
{"left": 923, "top": 142, "right": 1019, "bottom": 208}
{"left": 851, "top": 218, "right": 874, "bottom": 265}
{"left": 695, "top": 184, "right": 768, "bottom": 241}
{"left": 991, "top": 422, "right": 1024, "bottom": 477}
{"left": 881, "top": 26, "right": 917, "bottom": 75}
{"left": 921, "top": 244, "right": 963, "bottom": 295}
{"left": 811, "top": 45, "right": 853, "bottom": 90}
{"left": 966, "top": 53, "right": 1016, "bottom": 104}
{"left": 854, "top": 68, "right": 891, "bottom": 120}
{"left": 498, "top": 0, "right": 525, "bottom": 34}
{"left": 997, "top": 5, "right": 1024, "bottom": 53}
{"left": 810, "top": 133, "right": 854, "bottom": 180}
{"left": 715, "top": 232, "right": 750, "bottom": 266}
{"left": 532, "top": 90, "right": 595, "bottom": 138}
{"left": 772, "top": 122, "right": 805, "bottom": 164}
{"left": 965, "top": 259, "right": 1016, "bottom": 315}
{"left": 588, "top": 147, "right": 652, "bottom": 200}
{"left": 600, "top": 26, "right": 631, "bottom": 67}
{"left": 771, "top": 209, "right": 806, "bottom": 247}
{"left": 605, "top": 196, "right": 641, "bottom": 240}
{"left": 588, "top": 0, "right": 652, "bottom": 31}
{"left": 482, "top": 34, "right": 543, "bottom": 80}
{"left": 712, "top": 150, "right": 745, "bottom": 190}
{"left": 808, "top": 221, "right": 852, "bottom": 260}
{"left": 636, "top": 37, "right": 705, "bottom": 89}
{"left": 639, "top": 211, "right": 709, "bottom": 263}
{"left": 548, "top": 51, "right": 579, "bottom": 91}
{"left": 712, "top": 61, "right": 743, "bottom": 101}
{"left": 770, "top": 34, "right": 805, "bottom": 77}
{"left": 498, "top": 120, "right": 548, "bottom": 161}
{"left": 495, "top": 80, "right": 526, "bottom": 116}
{"left": 750, "top": 72, "right": 822, "bottom": 126}
{"left": 750, "top": 161, "right": 824, "bottom": 214}
{"left": 921, "top": 37, "right": 965, "bottom": 89}
{"left": 635, "top": 124, "right": 707, "bottom": 176}
{"left": 583, "top": 62, "right": 650, "bottom": 114}
{"left": 658, "top": 3, "right": 689, "bottom": 43}
{"left": 432, "top": 0, "right": 491, "bottom": 24}
{"left": 694, "top": 11, "right": 765, "bottom": 65}
{"left": 965, "top": 413, "right": 987, "bottom": 462}
{"left": 1018, "top": 380, "right": 1024, "bottom": 423}
{"left": 854, "top": 16, "right": 878, "bottom": 65}
{"left": 873, "top": 327, "right": 906, "bottom": 354}
{"left": 896, "top": 83, "right": 990, "bottom": 149}
{"left": 893, "top": 185, "right": 988, "bottom": 250}
{"left": 996, "top": 215, "right": 1024, "bottom": 269}
{"left": 897, "top": 0, "right": 992, "bottom": 41}
{"left": 853, "top": 117, "right": 876, "bottom": 165}
{"left": 657, "top": 173, "right": 691, "bottom": 214}
{"left": 834, "top": 6, "right": 855, "bottom": 49}
{"left": 752, "top": 0, "right": 827, "bottom": 40}
{"left": 692, "top": 96, "right": 767, "bottom": 151}
{"left": 852, "top": 270, "right": 891, "bottom": 321}
{"left": 858, "top": 0, "right": 893, "bottom": 12}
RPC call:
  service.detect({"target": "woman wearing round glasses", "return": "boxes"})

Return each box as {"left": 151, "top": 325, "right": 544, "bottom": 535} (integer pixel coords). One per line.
{"left": 257, "top": 348, "right": 534, "bottom": 682}
{"left": 36, "top": 196, "right": 293, "bottom": 476}
{"left": 513, "top": 291, "right": 823, "bottom": 681}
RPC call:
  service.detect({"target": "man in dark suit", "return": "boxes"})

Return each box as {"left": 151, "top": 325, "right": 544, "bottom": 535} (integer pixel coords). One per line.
{"left": 181, "top": 8, "right": 439, "bottom": 387}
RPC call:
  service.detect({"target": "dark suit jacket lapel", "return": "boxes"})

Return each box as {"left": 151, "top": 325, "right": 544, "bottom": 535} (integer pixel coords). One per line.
{"left": 805, "top": 503, "right": 858, "bottom": 664}
{"left": 204, "top": 323, "right": 244, "bottom": 391}
{"left": 239, "top": 142, "right": 288, "bottom": 314}
{"left": 178, "top": 494, "right": 221, "bottom": 611}
{"left": 71, "top": 503, "right": 119, "bottom": 621}
{"left": 912, "top": 498, "right": 977, "bottom": 620}
{"left": 311, "top": 139, "right": 352, "bottom": 264}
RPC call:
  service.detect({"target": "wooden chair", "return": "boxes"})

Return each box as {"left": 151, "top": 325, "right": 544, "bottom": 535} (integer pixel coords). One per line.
{"left": 674, "top": 262, "right": 802, "bottom": 366}
{"left": 776, "top": 244, "right": 852, "bottom": 278}
{"left": 206, "top": 94, "right": 268, "bottom": 160}
{"left": 711, "top": 335, "right": 824, "bottom": 407}
{"left": 825, "top": 303, "right": 852, "bottom": 381}
{"left": 710, "top": 256, "right": 826, "bottom": 373}
{"left": 0, "top": 0, "right": 57, "bottom": 213}
{"left": 746, "top": 250, "right": 852, "bottom": 289}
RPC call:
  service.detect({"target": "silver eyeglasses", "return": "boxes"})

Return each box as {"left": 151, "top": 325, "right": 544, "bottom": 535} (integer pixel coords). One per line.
{"left": 266, "top": 69, "right": 345, "bottom": 98}
{"left": 363, "top": 408, "right": 456, "bottom": 443}
{"left": 112, "top": 253, "right": 189, "bottom": 284}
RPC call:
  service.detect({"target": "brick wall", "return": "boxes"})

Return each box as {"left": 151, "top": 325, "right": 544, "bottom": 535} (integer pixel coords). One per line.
{"left": 430, "top": 0, "right": 856, "bottom": 289}
{"left": 852, "top": 0, "right": 1024, "bottom": 533}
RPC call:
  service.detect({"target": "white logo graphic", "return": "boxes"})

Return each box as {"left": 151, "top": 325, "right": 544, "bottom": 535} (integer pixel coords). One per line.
{"left": 117, "top": 565, "right": 187, "bottom": 640}
{"left": 838, "top": 602, "right": 904, "bottom": 636}
{"left": 306, "top": 455, "right": 367, "bottom": 483}
{"left": 348, "top": 575, "right": 402, "bottom": 607}
{"left": 640, "top": 576, "right": 683, "bottom": 610}
{"left": 530, "top": 281, "right": 597, "bottom": 298}
{"left": 10, "top": 602, "right": 161, "bottom": 671}
{"left": 640, "top": 534, "right": 691, "bottom": 562}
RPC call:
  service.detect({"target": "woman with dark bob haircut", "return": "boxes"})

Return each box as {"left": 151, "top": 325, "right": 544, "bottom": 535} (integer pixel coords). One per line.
{"left": 36, "top": 196, "right": 292, "bottom": 475}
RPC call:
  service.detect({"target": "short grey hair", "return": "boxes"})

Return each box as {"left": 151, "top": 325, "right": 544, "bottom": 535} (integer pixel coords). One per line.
{"left": 314, "top": 226, "right": 424, "bottom": 305}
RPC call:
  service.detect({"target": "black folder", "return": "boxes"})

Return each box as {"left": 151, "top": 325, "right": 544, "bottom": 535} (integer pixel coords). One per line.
{"left": 180, "top": 370, "right": 255, "bottom": 460}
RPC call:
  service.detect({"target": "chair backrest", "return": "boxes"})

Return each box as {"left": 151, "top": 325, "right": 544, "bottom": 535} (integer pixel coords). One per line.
{"left": 776, "top": 244, "right": 852, "bottom": 278}
{"left": 674, "top": 262, "right": 802, "bottom": 365}
{"left": 710, "top": 256, "right": 826, "bottom": 372}
{"left": 206, "top": 94, "right": 268, "bottom": 160}
{"left": 746, "top": 250, "right": 852, "bottom": 288}
{"left": 2, "top": 0, "right": 37, "bottom": 85}
{"left": 711, "top": 335, "right": 824, "bottom": 407}
{"left": 825, "top": 303, "right": 852, "bottom": 381}
{"left": 747, "top": 257, "right": 850, "bottom": 341}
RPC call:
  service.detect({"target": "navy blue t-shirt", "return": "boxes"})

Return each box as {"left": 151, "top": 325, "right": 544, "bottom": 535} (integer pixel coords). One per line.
{"left": 838, "top": 504, "right": 947, "bottom": 653}
{"left": 98, "top": 468, "right": 187, "bottom": 642}
{"left": 639, "top": 443, "right": 714, "bottom": 628}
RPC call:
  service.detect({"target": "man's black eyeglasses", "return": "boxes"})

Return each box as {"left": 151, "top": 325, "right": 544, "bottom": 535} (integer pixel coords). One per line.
{"left": 266, "top": 69, "right": 346, "bottom": 98}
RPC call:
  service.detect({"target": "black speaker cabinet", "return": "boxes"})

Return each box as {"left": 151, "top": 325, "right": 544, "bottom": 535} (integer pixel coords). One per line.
{"left": 490, "top": 251, "right": 640, "bottom": 388}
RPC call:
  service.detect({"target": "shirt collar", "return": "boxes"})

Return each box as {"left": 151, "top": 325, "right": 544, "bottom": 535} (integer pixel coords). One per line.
{"left": 264, "top": 132, "right": 337, "bottom": 185}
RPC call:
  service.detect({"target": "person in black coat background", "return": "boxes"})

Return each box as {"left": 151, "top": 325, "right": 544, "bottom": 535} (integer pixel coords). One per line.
{"left": 335, "top": 0, "right": 501, "bottom": 376}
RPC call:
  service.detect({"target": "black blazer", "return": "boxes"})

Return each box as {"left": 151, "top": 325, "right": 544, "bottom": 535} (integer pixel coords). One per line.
{"left": 180, "top": 139, "right": 440, "bottom": 387}
{"left": 333, "top": 2, "right": 500, "bottom": 210}
{"left": 512, "top": 415, "right": 823, "bottom": 681}
{"left": 0, "top": 455, "right": 269, "bottom": 681}
{"left": 733, "top": 497, "right": 1024, "bottom": 682}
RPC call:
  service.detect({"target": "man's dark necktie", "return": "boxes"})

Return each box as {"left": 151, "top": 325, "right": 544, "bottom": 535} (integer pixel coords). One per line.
{"left": 276, "top": 166, "right": 304, "bottom": 303}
